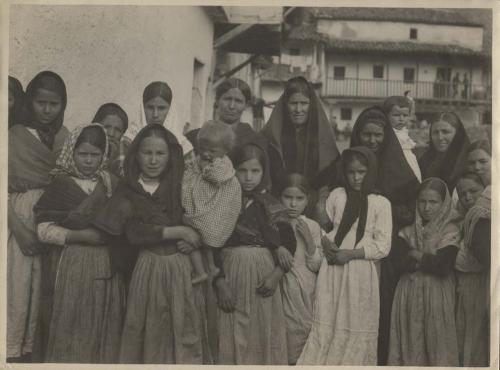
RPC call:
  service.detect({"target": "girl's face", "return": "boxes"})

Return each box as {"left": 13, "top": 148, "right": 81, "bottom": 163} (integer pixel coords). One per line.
{"left": 73, "top": 142, "right": 104, "bottom": 176}
{"left": 457, "top": 178, "right": 484, "bottom": 211}
{"left": 137, "top": 136, "right": 169, "bottom": 180}
{"left": 32, "top": 88, "right": 63, "bottom": 125}
{"left": 216, "top": 88, "right": 247, "bottom": 124}
{"left": 359, "top": 122, "right": 385, "bottom": 152}
{"left": 467, "top": 149, "right": 491, "bottom": 186}
{"left": 144, "top": 96, "right": 170, "bottom": 125}
{"left": 388, "top": 105, "right": 409, "bottom": 130}
{"left": 8, "top": 90, "right": 14, "bottom": 110}
{"left": 417, "top": 188, "right": 444, "bottom": 222}
{"left": 345, "top": 159, "right": 368, "bottom": 191}
{"left": 101, "top": 114, "right": 125, "bottom": 149}
{"left": 281, "top": 186, "right": 308, "bottom": 219}
{"left": 236, "top": 158, "right": 263, "bottom": 192}
{"left": 431, "top": 120, "right": 456, "bottom": 153}
{"left": 287, "top": 92, "right": 310, "bottom": 126}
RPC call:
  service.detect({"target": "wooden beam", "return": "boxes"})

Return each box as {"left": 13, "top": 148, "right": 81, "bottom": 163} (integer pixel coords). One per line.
{"left": 213, "top": 54, "right": 260, "bottom": 89}
{"left": 214, "top": 24, "right": 254, "bottom": 49}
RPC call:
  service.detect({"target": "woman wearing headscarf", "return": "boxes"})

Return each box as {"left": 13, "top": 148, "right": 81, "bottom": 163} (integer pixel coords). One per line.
{"left": 388, "top": 178, "right": 460, "bottom": 366}
{"left": 94, "top": 124, "right": 212, "bottom": 364}
{"left": 34, "top": 124, "right": 124, "bottom": 363}
{"left": 9, "top": 75, "right": 25, "bottom": 129}
{"left": 419, "top": 112, "right": 470, "bottom": 192}
{"left": 92, "top": 102, "right": 129, "bottom": 177}
{"left": 261, "top": 77, "right": 339, "bottom": 215}
{"left": 298, "top": 147, "right": 392, "bottom": 365}
{"left": 7, "top": 71, "right": 69, "bottom": 362}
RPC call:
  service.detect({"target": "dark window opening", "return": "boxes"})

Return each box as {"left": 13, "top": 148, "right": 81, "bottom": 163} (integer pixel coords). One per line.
{"left": 334, "top": 66, "right": 345, "bottom": 80}
{"left": 410, "top": 28, "right": 418, "bottom": 40}
{"left": 373, "top": 65, "right": 384, "bottom": 79}
{"left": 289, "top": 48, "right": 300, "bottom": 56}
{"left": 340, "top": 107, "right": 352, "bottom": 121}
{"left": 404, "top": 68, "right": 415, "bottom": 83}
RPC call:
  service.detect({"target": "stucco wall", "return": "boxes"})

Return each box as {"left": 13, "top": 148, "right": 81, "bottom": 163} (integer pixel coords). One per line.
{"left": 9, "top": 5, "right": 214, "bottom": 137}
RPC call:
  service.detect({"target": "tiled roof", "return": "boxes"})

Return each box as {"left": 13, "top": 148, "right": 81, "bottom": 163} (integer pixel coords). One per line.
{"left": 310, "top": 7, "right": 483, "bottom": 27}
{"left": 288, "top": 25, "right": 487, "bottom": 58}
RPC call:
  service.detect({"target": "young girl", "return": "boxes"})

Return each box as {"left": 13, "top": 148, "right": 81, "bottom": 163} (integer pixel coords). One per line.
{"left": 8, "top": 71, "right": 69, "bottom": 362}
{"left": 35, "top": 124, "right": 124, "bottom": 363}
{"left": 298, "top": 146, "right": 392, "bottom": 365}
{"left": 455, "top": 173, "right": 490, "bottom": 366}
{"left": 182, "top": 120, "right": 241, "bottom": 284}
{"left": 214, "top": 136, "right": 294, "bottom": 365}
{"left": 388, "top": 177, "right": 460, "bottom": 366}
{"left": 278, "top": 173, "right": 323, "bottom": 365}
{"left": 95, "top": 123, "right": 211, "bottom": 364}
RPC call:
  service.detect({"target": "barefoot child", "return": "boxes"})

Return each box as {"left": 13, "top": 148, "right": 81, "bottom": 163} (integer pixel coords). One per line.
{"left": 182, "top": 120, "right": 242, "bottom": 283}
{"left": 278, "top": 173, "right": 323, "bottom": 364}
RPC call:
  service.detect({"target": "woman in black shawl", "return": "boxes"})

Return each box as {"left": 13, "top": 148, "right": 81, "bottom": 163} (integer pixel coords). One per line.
{"left": 9, "top": 75, "right": 25, "bottom": 129}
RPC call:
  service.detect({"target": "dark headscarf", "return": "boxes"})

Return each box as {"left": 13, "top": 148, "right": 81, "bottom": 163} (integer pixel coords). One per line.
{"left": 92, "top": 102, "right": 129, "bottom": 132}
{"left": 24, "top": 71, "right": 67, "bottom": 149}
{"left": 262, "top": 76, "right": 339, "bottom": 180}
{"left": 123, "top": 123, "right": 184, "bottom": 223}
{"left": 8, "top": 76, "right": 25, "bottom": 128}
{"left": 350, "top": 106, "right": 390, "bottom": 155}
{"left": 419, "top": 112, "right": 470, "bottom": 191}
{"left": 142, "top": 81, "right": 172, "bottom": 105}
{"left": 335, "top": 146, "right": 378, "bottom": 247}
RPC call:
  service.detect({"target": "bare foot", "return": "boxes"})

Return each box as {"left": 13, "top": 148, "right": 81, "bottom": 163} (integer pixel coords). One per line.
{"left": 192, "top": 273, "right": 208, "bottom": 284}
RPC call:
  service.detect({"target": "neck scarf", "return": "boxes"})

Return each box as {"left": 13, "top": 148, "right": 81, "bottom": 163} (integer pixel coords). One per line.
{"left": 23, "top": 71, "right": 67, "bottom": 149}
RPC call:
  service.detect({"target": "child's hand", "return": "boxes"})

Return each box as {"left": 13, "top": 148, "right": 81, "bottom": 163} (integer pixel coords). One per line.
{"left": 296, "top": 219, "right": 314, "bottom": 246}
{"left": 276, "top": 246, "right": 294, "bottom": 272}
{"left": 179, "top": 227, "right": 202, "bottom": 248}
{"left": 177, "top": 240, "right": 196, "bottom": 254}
{"left": 256, "top": 269, "right": 281, "bottom": 297}
{"left": 215, "top": 279, "right": 235, "bottom": 312}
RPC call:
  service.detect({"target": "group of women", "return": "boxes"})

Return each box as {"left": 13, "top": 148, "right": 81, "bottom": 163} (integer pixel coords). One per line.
{"left": 7, "top": 71, "right": 491, "bottom": 366}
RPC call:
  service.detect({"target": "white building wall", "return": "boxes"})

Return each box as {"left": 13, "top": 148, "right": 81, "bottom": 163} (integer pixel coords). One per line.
{"left": 317, "top": 19, "right": 483, "bottom": 51}
{"left": 9, "top": 5, "right": 215, "bottom": 138}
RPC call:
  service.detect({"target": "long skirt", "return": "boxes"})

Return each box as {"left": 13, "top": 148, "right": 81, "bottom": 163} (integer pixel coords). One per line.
{"left": 217, "top": 246, "right": 288, "bottom": 365}
{"left": 281, "top": 262, "right": 316, "bottom": 364}
{"left": 45, "top": 244, "right": 126, "bottom": 363}
{"left": 456, "top": 271, "right": 490, "bottom": 366}
{"left": 298, "top": 258, "right": 380, "bottom": 365}
{"left": 119, "top": 249, "right": 212, "bottom": 364}
{"left": 388, "top": 271, "right": 459, "bottom": 366}
{"left": 7, "top": 189, "right": 43, "bottom": 358}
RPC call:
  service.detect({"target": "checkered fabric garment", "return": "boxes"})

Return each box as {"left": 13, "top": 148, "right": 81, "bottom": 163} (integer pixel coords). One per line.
{"left": 182, "top": 155, "right": 242, "bottom": 248}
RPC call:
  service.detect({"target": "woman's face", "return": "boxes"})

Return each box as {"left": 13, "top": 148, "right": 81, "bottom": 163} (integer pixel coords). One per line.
{"left": 73, "top": 142, "right": 104, "bottom": 177}
{"left": 144, "top": 96, "right": 170, "bottom": 125}
{"left": 101, "top": 114, "right": 125, "bottom": 151}
{"left": 32, "top": 88, "right": 63, "bottom": 125}
{"left": 417, "top": 188, "right": 444, "bottom": 222}
{"left": 236, "top": 158, "right": 263, "bottom": 193}
{"left": 216, "top": 88, "right": 247, "bottom": 125}
{"left": 345, "top": 158, "right": 368, "bottom": 191}
{"left": 431, "top": 120, "right": 457, "bottom": 153}
{"left": 467, "top": 149, "right": 491, "bottom": 186}
{"left": 281, "top": 186, "right": 308, "bottom": 219}
{"left": 359, "top": 122, "right": 385, "bottom": 152}
{"left": 137, "top": 136, "right": 169, "bottom": 180}
{"left": 457, "top": 178, "right": 484, "bottom": 211}
{"left": 287, "top": 92, "right": 310, "bottom": 126}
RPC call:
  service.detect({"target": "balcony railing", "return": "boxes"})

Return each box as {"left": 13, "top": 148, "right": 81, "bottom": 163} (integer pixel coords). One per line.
{"left": 324, "top": 77, "right": 491, "bottom": 102}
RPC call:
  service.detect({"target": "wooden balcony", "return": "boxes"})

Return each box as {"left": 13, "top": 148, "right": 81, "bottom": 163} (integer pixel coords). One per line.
{"left": 324, "top": 77, "right": 491, "bottom": 104}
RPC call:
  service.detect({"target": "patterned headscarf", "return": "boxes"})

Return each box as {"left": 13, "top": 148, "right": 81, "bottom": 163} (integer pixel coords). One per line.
{"left": 50, "top": 124, "right": 112, "bottom": 197}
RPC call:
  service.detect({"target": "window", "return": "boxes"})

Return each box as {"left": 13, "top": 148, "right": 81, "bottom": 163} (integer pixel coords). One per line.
{"left": 340, "top": 107, "right": 352, "bottom": 121}
{"left": 410, "top": 28, "right": 418, "bottom": 40}
{"left": 373, "top": 65, "right": 384, "bottom": 79}
{"left": 333, "top": 66, "right": 345, "bottom": 80}
{"left": 289, "top": 48, "right": 300, "bottom": 56}
{"left": 404, "top": 68, "right": 415, "bottom": 83}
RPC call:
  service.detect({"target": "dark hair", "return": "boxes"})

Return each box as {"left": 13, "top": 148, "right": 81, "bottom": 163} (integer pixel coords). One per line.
{"left": 284, "top": 76, "right": 311, "bottom": 102}
{"left": 75, "top": 126, "right": 107, "bottom": 152}
{"left": 8, "top": 76, "right": 25, "bottom": 128}
{"left": 143, "top": 81, "right": 172, "bottom": 105}
{"left": 93, "top": 102, "right": 129, "bottom": 132}
{"left": 215, "top": 78, "right": 252, "bottom": 103}
{"left": 382, "top": 96, "right": 410, "bottom": 114}
{"left": 233, "top": 143, "right": 266, "bottom": 170}
{"left": 343, "top": 150, "right": 369, "bottom": 171}
{"left": 278, "top": 173, "right": 311, "bottom": 196}
{"left": 436, "top": 112, "right": 462, "bottom": 130}
{"left": 457, "top": 172, "right": 485, "bottom": 188}
{"left": 418, "top": 177, "right": 448, "bottom": 201}
{"left": 467, "top": 139, "right": 491, "bottom": 157}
